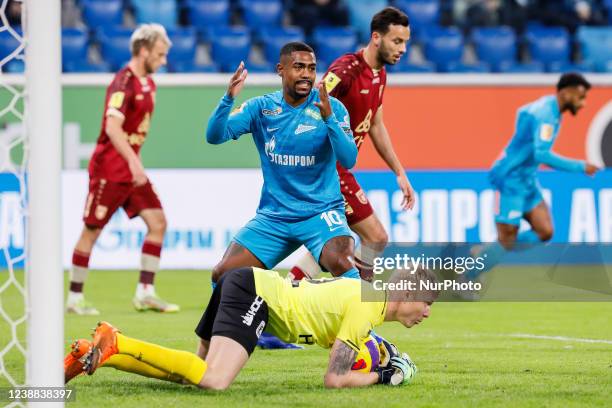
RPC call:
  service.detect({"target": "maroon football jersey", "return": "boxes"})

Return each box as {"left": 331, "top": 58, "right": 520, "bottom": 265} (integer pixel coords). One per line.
{"left": 89, "top": 66, "right": 156, "bottom": 182}
{"left": 323, "top": 50, "right": 386, "bottom": 152}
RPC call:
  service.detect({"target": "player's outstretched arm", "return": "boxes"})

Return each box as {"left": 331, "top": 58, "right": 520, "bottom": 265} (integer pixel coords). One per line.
{"left": 206, "top": 62, "right": 253, "bottom": 145}
{"left": 533, "top": 123, "right": 598, "bottom": 174}
{"left": 315, "top": 83, "right": 358, "bottom": 169}
{"left": 324, "top": 339, "right": 379, "bottom": 388}
{"left": 369, "top": 107, "right": 416, "bottom": 210}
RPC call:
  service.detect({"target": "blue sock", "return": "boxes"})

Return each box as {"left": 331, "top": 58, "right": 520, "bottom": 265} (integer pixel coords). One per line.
{"left": 517, "top": 229, "right": 541, "bottom": 243}
{"left": 341, "top": 268, "right": 360, "bottom": 279}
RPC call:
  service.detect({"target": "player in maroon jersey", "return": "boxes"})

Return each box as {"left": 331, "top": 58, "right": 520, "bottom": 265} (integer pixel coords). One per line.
{"left": 66, "top": 24, "right": 179, "bottom": 315}
{"left": 290, "top": 7, "right": 415, "bottom": 280}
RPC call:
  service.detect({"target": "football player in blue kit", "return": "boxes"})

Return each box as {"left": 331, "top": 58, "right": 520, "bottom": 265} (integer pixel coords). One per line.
{"left": 206, "top": 42, "right": 360, "bottom": 347}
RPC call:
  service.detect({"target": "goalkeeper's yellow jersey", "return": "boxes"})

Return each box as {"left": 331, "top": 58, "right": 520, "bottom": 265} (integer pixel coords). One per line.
{"left": 252, "top": 268, "right": 387, "bottom": 351}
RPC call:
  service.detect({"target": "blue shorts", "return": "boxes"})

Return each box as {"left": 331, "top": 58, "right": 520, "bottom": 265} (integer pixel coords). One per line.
{"left": 234, "top": 209, "right": 353, "bottom": 268}
{"left": 495, "top": 184, "right": 544, "bottom": 226}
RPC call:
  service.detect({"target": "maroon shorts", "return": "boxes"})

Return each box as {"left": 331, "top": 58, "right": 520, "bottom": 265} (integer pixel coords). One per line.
{"left": 82, "top": 177, "right": 162, "bottom": 228}
{"left": 338, "top": 167, "right": 374, "bottom": 225}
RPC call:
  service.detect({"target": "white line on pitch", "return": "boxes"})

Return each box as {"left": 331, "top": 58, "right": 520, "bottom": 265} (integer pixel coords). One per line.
{"left": 508, "top": 333, "right": 612, "bottom": 345}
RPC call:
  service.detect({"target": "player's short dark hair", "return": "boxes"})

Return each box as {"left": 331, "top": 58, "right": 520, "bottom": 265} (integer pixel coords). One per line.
{"left": 370, "top": 7, "right": 409, "bottom": 35}
{"left": 279, "top": 41, "right": 314, "bottom": 59}
{"left": 557, "top": 72, "right": 591, "bottom": 91}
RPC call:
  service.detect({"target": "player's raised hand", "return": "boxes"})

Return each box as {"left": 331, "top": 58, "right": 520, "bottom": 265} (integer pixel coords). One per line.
{"left": 227, "top": 61, "right": 248, "bottom": 99}
{"left": 397, "top": 173, "right": 416, "bottom": 210}
{"left": 314, "top": 81, "right": 332, "bottom": 120}
{"left": 585, "top": 162, "right": 600, "bottom": 176}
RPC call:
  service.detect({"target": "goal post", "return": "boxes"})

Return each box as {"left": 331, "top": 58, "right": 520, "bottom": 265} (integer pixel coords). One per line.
{"left": 24, "top": 0, "right": 63, "bottom": 403}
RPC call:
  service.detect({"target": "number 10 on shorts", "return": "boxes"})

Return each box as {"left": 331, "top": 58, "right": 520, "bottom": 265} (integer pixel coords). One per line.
{"left": 320, "top": 210, "right": 344, "bottom": 231}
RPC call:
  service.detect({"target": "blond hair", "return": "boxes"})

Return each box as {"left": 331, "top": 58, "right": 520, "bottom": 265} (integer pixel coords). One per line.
{"left": 130, "top": 24, "right": 172, "bottom": 56}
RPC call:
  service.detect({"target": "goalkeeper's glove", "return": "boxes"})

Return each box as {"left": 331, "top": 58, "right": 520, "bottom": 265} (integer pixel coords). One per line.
{"left": 375, "top": 335, "right": 399, "bottom": 368}
{"left": 375, "top": 353, "right": 417, "bottom": 386}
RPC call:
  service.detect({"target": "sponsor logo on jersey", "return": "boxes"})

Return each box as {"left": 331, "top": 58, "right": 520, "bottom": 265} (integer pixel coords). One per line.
{"left": 108, "top": 92, "right": 125, "bottom": 109}
{"left": 262, "top": 107, "right": 282, "bottom": 116}
{"left": 372, "top": 77, "right": 380, "bottom": 85}
{"left": 295, "top": 124, "right": 317, "bottom": 135}
{"left": 242, "top": 296, "right": 264, "bottom": 326}
{"left": 539, "top": 124, "right": 554, "bottom": 141}
{"left": 324, "top": 72, "right": 341, "bottom": 93}
{"left": 305, "top": 108, "right": 322, "bottom": 121}
{"left": 265, "top": 134, "right": 316, "bottom": 166}
{"left": 360, "top": 89, "right": 370, "bottom": 94}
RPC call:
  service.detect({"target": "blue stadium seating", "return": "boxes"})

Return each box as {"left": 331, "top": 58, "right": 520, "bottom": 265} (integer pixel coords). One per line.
{"left": 548, "top": 61, "right": 593, "bottom": 73}
{"left": 421, "top": 26, "right": 464, "bottom": 71}
{"left": 345, "top": 0, "right": 388, "bottom": 42}
{"left": 525, "top": 26, "right": 570, "bottom": 70}
{"left": 260, "top": 26, "right": 305, "bottom": 64}
{"left": 471, "top": 26, "right": 517, "bottom": 72}
{"left": 394, "top": 0, "right": 440, "bottom": 40}
{"left": 167, "top": 27, "right": 198, "bottom": 71}
{"left": 577, "top": 27, "right": 612, "bottom": 72}
{"left": 81, "top": 0, "right": 123, "bottom": 31}
{"left": 498, "top": 61, "right": 544, "bottom": 73}
{"left": 97, "top": 27, "right": 133, "bottom": 71}
{"left": 240, "top": 0, "right": 283, "bottom": 31}
{"left": 605, "top": 0, "right": 612, "bottom": 24}
{"left": 0, "top": 28, "right": 23, "bottom": 64}
{"left": 3, "top": 59, "right": 24, "bottom": 73}
{"left": 247, "top": 61, "right": 275, "bottom": 73}
{"left": 386, "top": 60, "right": 436, "bottom": 73}
{"left": 312, "top": 27, "right": 358, "bottom": 65}
{"left": 62, "top": 28, "right": 89, "bottom": 67}
{"left": 64, "top": 60, "right": 110, "bottom": 73}
{"left": 209, "top": 26, "right": 251, "bottom": 72}
{"left": 131, "top": 0, "right": 177, "bottom": 28}
{"left": 186, "top": 0, "right": 230, "bottom": 36}
{"left": 444, "top": 61, "right": 489, "bottom": 73}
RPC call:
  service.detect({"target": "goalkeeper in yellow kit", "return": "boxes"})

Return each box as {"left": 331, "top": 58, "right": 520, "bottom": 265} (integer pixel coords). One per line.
{"left": 65, "top": 267, "right": 436, "bottom": 389}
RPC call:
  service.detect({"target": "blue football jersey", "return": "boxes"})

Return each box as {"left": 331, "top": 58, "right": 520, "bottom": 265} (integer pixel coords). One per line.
{"left": 207, "top": 89, "right": 357, "bottom": 220}
{"left": 490, "top": 94, "right": 586, "bottom": 189}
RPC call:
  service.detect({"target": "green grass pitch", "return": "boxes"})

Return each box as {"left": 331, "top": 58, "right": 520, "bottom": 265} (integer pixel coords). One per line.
{"left": 1, "top": 269, "right": 611, "bottom": 407}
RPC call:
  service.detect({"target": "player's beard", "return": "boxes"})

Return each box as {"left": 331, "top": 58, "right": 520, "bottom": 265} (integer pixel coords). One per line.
{"left": 291, "top": 80, "right": 312, "bottom": 99}
{"left": 144, "top": 59, "right": 155, "bottom": 75}
{"left": 564, "top": 102, "right": 579, "bottom": 116}
{"left": 377, "top": 42, "right": 396, "bottom": 66}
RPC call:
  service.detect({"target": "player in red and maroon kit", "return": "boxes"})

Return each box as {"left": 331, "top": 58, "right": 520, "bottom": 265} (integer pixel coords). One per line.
{"left": 290, "top": 7, "right": 415, "bottom": 280}
{"left": 66, "top": 24, "right": 179, "bottom": 315}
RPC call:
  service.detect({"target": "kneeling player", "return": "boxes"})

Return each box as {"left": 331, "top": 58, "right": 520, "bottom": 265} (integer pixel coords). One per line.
{"left": 65, "top": 267, "right": 437, "bottom": 389}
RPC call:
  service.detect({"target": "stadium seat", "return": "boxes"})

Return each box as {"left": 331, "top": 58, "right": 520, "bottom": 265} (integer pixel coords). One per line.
{"left": 386, "top": 60, "right": 436, "bottom": 73}
{"left": 345, "top": 0, "right": 387, "bottom": 42}
{"left": 0, "top": 28, "right": 23, "bottom": 64}
{"left": 186, "top": 0, "right": 230, "bottom": 36}
{"left": 64, "top": 60, "right": 111, "bottom": 73}
{"left": 420, "top": 26, "right": 464, "bottom": 71}
{"left": 525, "top": 26, "right": 570, "bottom": 70}
{"left": 131, "top": 0, "right": 177, "bottom": 28}
{"left": 605, "top": 0, "right": 612, "bottom": 24}
{"left": 471, "top": 26, "right": 517, "bottom": 72}
{"left": 2, "top": 59, "right": 24, "bottom": 73}
{"left": 169, "top": 62, "right": 219, "bottom": 73}
{"left": 62, "top": 28, "right": 89, "bottom": 68}
{"left": 239, "top": 0, "right": 283, "bottom": 31}
{"left": 260, "top": 26, "right": 305, "bottom": 64}
{"left": 547, "top": 61, "right": 594, "bottom": 73}
{"left": 394, "top": 0, "right": 440, "bottom": 40}
{"left": 312, "top": 27, "right": 358, "bottom": 65}
{"left": 444, "top": 61, "right": 489, "bottom": 73}
{"left": 81, "top": 0, "right": 123, "bottom": 31}
{"left": 498, "top": 61, "right": 544, "bottom": 73}
{"left": 209, "top": 26, "right": 251, "bottom": 72}
{"left": 247, "top": 61, "right": 275, "bottom": 73}
{"left": 576, "top": 27, "right": 612, "bottom": 72}
{"left": 166, "top": 27, "right": 197, "bottom": 71}
{"left": 97, "top": 27, "right": 133, "bottom": 71}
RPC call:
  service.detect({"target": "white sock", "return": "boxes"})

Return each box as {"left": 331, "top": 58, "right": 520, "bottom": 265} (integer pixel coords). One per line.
{"left": 136, "top": 283, "right": 156, "bottom": 298}
{"left": 67, "top": 291, "right": 84, "bottom": 304}
{"left": 294, "top": 250, "right": 322, "bottom": 279}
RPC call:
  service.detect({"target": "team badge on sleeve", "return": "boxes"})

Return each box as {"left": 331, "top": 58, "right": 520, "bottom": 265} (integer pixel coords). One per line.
{"left": 108, "top": 92, "right": 125, "bottom": 109}
{"left": 324, "top": 72, "right": 341, "bottom": 93}
{"left": 539, "top": 124, "right": 553, "bottom": 141}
